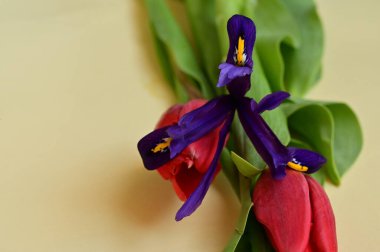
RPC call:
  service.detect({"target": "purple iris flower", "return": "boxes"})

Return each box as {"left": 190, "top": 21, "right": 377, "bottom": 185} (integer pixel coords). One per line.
{"left": 137, "top": 15, "right": 325, "bottom": 221}
{"left": 217, "top": 15, "right": 256, "bottom": 97}
{"left": 237, "top": 92, "right": 326, "bottom": 180}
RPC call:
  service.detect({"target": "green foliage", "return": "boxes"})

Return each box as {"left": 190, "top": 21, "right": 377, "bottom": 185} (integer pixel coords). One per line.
{"left": 224, "top": 172, "right": 253, "bottom": 251}
{"left": 144, "top": 0, "right": 215, "bottom": 99}
{"left": 185, "top": 0, "right": 222, "bottom": 85}
{"left": 231, "top": 151, "right": 262, "bottom": 178}
{"left": 151, "top": 28, "right": 189, "bottom": 102}
{"left": 252, "top": 0, "right": 300, "bottom": 92}
{"left": 284, "top": 101, "right": 362, "bottom": 185}
{"left": 282, "top": 0, "right": 324, "bottom": 96}
{"left": 221, "top": 148, "right": 241, "bottom": 199}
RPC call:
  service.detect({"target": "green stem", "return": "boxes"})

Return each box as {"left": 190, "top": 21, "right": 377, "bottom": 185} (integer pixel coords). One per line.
{"left": 223, "top": 174, "right": 253, "bottom": 252}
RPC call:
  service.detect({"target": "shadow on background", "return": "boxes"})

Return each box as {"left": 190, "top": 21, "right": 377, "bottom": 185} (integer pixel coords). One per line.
{"left": 111, "top": 163, "right": 177, "bottom": 226}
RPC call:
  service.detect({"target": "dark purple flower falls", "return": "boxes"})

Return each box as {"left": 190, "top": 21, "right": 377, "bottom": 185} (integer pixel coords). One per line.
{"left": 238, "top": 91, "right": 326, "bottom": 179}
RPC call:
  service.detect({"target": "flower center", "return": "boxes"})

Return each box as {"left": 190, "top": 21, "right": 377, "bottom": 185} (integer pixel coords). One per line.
{"left": 287, "top": 161, "right": 308, "bottom": 172}
{"left": 234, "top": 36, "right": 246, "bottom": 66}
{"left": 151, "top": 137, "right": 172, "bottom": 153}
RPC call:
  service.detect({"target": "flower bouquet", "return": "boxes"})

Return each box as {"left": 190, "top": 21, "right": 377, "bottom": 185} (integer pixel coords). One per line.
{"left": 137, "top": 0, "right": 362, "bottom": 251}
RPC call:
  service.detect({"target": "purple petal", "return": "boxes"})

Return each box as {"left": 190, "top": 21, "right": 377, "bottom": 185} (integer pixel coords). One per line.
{"left": 216, "top": 63, "right": 234, "bottom": 87}
{"left": 177, "top": 97, "right": 219, "bottom": 126}
{"left": 237, "top": 97, "right": 289, "bottom": 179}
{"left": 226, "top": 15, "right": 256, "bottom": 68}
{"left": 175, "top": 114, "right": 234, "bottom": 221}
{"left": 250, "top": 99, "right": 258, "bottom": 111}
{"left": 137, "top": 126, "right": 173, "bottom": 170}
{"left": 167, "top": 96, "right": 235, "bottom": 158}
{"left": 255, "top": 91, "right": 290, "bottom": 113}
{"left": 217, "top": 63, "right": 252, "bottom": 87}
{"left": 288, "top": 147, "right": 326, "bottom": 174}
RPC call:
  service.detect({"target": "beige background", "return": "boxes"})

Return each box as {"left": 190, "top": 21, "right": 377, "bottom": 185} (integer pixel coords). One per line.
{"left": 0, "top": 0, "right": 378, "bottom": 251}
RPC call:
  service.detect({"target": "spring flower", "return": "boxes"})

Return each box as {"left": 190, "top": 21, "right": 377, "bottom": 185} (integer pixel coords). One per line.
{"left": 138, "top": 95, "right": 235, "bottom": 221}
{"left": 138, "top": 14, "right": 255, "bottom": 221}
{"left": 138, "top": 14, "right": 325, "bottom": 221}
{"left": 217, "top": 15, "right": 256, "bottom": 97}
{"left": 237, "top": 92, "right": 326, "bottom": 179}
{"left": 154, "top": 99, "right": 223, "bottom": 201}
{"left": 253, "top": 170, "right": 337, "bottom": 252}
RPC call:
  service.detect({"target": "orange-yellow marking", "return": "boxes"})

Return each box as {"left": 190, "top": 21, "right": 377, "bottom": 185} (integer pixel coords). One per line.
{"left": 151, "top": 138, "right": 172, "bottom": 153}
{"left": 237, "top": 36, "right": 245, "bottom": 66}
{"left": 287, "top": 161, "right": 308, "bottom": 172}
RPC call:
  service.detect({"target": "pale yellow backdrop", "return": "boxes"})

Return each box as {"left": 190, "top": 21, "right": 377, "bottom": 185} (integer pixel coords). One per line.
{"left": 0, "top": 0, "right": 378, "bottom": 251}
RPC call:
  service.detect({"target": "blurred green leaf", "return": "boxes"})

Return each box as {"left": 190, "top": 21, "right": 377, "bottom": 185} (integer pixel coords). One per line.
{"left": 242, "top": 0, "right": 323, "bottom": 96}
{"left": 282, "top": 0, "right": 324, "bottom": 96}
{"left": 231, "top": 151, "right": 262, "bottom": 178}
{"left": 184, "top": 0, "right": 222, "bottom": 85}
{"left": 325, "top": 103, "right": 363, "bottom": 176}
{"left": 215, "top": 0, "right": 247, "bottom": 55}
{"left": 144, "top": 0, "right": 215, "bottom": 98}
{"left": 151, "top": 27, "right": 188, "bottom": 102}
{"left": 253, "top": 0, "right": 300, "bottom": 91}
{"left": 289, "top": 138, "right": 312, "bottom": 149}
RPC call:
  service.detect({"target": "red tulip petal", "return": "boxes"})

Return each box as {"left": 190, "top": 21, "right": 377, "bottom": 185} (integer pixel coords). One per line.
{"left": 305, "top": 176, "right": 337, "bottom": 252}
{"left": 156, "top": 99, "right": 207, "bottom": 128}
{"left": 154, "top": 99, "right": 223, "bottom": 202}
{"left": 190, "top": 131, "right": 219, "bottom": 173}
{"left": 156, "top": 104, "right": 182, "bottom": 128}
{"left": 172, "top": 163, "right": 204, "bottom": 201}
{"left": 253, "top": 170, "right": 311, "bottom": 252}
{"left": 156, "top": 152, "right": 188, "bottom": 180}
{"left": 179, "top": 99, "right": 208, "bottom": 117}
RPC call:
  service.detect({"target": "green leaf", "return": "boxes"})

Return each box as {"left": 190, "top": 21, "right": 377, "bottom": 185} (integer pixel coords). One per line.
{"left": 285, "top": 101, "right": 363, "bottom": 185}
{"left": 231, "top": 151, "right": 262, "bottom": 178}
{"left": 286, "top": 103, "right": 340, "bottom": 184}
{"left": 224, "top": 175, "right": 253, "bottom": 252}
{"left": 184, "top": 0, "right": 222, "bottom": 85}
{"left": 144, "top": 0, "right": 215, "bottom": 98}
{"left": 151, "top": 27, "right": 188, "bottom": 102}
{"left": 221, "top": 148, "right": 241, "bottom": 199}
{"left": 215, "top": 0, "right": 247, "bottom": 55}
{"left": 232, "top": 211, "right": 276, "bottom": 252}
{"left": 252, "top": 0, "right": 300, "bottom": 91}
{"left": 249, "top": 212, "right": 276, "bottom": 252}
{"left": 281, "top": 0, "right": 324, "bottom": 96}
{"left": 289, "top": 138, "right": 312, "bottom": 149}
{"left": 243, "top": 0, "right": 323, "bottom": 95}
{"left": 325, "top": 103, "right": 363, "bottom": 177}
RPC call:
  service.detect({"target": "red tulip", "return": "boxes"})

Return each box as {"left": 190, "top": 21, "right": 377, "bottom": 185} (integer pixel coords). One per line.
{"left": 252, "top": 170, "right": 337, "bottom": 252}
{"left": 155, "top": 99, "right": 222, "bottom": 201}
